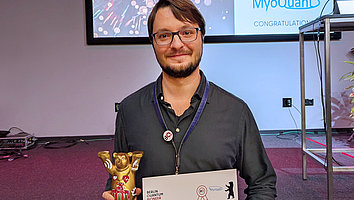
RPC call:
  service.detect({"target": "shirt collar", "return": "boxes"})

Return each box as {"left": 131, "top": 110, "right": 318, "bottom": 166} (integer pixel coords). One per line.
{"left": 156, "top": 70, "right": 207, "bottom": 102}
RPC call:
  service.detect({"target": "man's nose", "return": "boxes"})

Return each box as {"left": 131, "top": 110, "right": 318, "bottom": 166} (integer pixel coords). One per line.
{"left": 170, "top": 34, "right": 184, "bottom": 49}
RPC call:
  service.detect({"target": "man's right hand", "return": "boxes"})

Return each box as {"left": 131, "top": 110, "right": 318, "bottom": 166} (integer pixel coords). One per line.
{"left": 102, "top": 191, "right": 115, "bottom": 200}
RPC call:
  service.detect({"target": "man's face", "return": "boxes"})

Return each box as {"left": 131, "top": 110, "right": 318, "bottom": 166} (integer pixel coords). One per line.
{"left": 152, "top": 7, "right": 203, "bottom": 78}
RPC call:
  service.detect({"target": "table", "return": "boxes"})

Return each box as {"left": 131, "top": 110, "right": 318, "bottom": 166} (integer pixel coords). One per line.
{"left": 299, "top": 14, "right": 354, "bottom": 200}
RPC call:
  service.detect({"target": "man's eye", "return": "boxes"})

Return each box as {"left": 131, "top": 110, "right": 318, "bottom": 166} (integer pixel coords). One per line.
{"left": 181, "top": 29, "right": 195, "bottom": 36}
{"left": 158, "top": 33, "right": 170, "bottom": 39}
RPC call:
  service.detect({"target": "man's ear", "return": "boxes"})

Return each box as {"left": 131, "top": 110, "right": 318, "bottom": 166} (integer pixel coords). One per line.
{"left": 151, "top": 43, "right": 157, "bottom": 55}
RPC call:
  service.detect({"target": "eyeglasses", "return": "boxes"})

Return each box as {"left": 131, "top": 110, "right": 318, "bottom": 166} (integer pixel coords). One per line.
{"left": 152, "top": 28, "right": 201, "bottom": 46}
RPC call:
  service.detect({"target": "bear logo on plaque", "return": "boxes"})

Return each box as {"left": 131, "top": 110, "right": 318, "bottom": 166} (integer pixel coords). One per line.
{"left": 225, "top": 181, "right": 235, "bottom": 199}
{"left": 98, "top": 151, "right": 143, "bottom": 200}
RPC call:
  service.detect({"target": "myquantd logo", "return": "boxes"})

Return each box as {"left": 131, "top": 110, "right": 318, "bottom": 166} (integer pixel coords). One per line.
{"left": 253, "top": 0, "right": 321, "bottom": 11}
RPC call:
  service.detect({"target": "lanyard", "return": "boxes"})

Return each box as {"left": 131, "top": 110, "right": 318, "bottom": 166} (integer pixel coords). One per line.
{"left": 153, "top": 79, "right": 209, "bottom": 174}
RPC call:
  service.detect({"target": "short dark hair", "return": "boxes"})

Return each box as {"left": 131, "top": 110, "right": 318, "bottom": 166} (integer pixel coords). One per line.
{"left": 147, "top": 0, "right": 206, "bottom": 42}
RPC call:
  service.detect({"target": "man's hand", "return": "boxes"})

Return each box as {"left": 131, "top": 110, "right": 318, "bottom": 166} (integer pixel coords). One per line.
{"left": 102, "top": 188, "right": 141, "bottom": 200}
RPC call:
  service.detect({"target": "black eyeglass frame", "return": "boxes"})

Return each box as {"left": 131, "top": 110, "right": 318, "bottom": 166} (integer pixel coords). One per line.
{"left": 151, "top": 27, "right": 201, "bottom": 46}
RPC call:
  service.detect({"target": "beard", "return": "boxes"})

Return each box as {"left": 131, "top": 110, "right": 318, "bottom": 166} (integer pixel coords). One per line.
{"left": 158, "top": 51, "right": 202, "bottom": 78}
{"left": 160, "top": 61, "right": 199, "bottom": 78}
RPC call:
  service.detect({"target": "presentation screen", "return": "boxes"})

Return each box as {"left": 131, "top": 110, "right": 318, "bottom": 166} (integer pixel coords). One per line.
{"left": 85, "top": 0, "right": 337, "bottom": 44}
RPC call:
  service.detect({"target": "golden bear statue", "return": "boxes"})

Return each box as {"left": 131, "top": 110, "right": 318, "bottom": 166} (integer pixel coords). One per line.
{"left": 98, "top": 151, "right": 143, "bottom": 200}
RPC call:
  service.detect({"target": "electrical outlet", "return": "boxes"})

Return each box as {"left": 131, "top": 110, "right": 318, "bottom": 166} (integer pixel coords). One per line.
{"left": 305, "top": 99, "right": 314, "bottom": 106}
{"left": 282, "top": 98, "right": 292, "bottom": 107}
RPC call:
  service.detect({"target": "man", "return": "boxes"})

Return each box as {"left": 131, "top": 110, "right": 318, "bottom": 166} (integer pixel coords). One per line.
{"left": 103, "top": 0, "right": 277, "bottom": 199}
